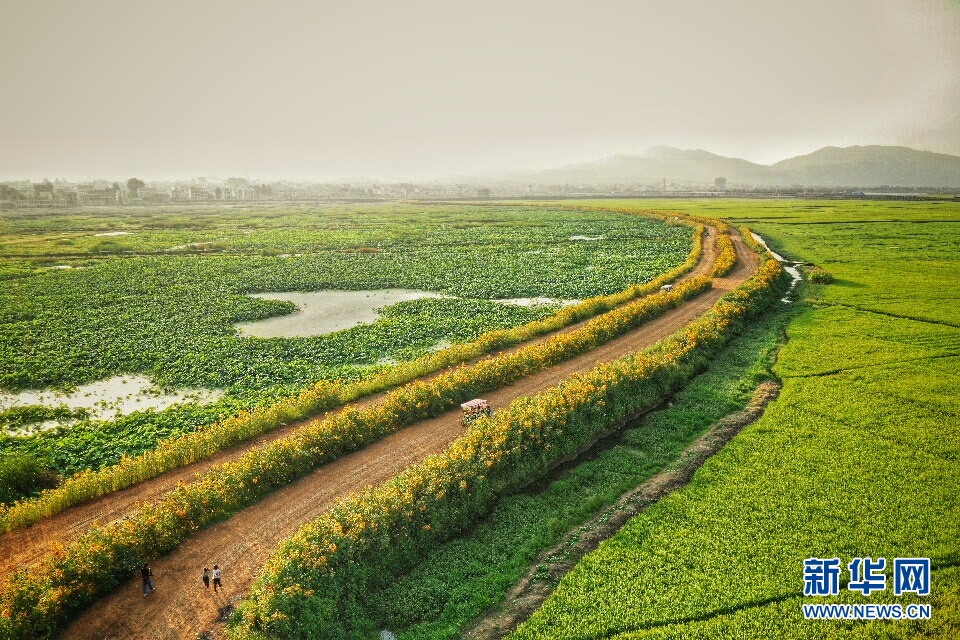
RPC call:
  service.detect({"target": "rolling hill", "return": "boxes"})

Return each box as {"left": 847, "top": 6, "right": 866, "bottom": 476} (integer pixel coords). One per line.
{"left": 495, "top": 145, "right": 960, "bottom": 188}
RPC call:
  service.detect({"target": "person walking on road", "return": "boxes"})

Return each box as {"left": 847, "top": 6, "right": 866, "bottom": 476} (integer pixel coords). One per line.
{"left": 202, "top": 567, "right": 210, "bottom": 590}
{"left": 212, "top": 565, "right": 222, "bottom": 593}
{"left": 141, "top": 564, "right": 155, "bottom": 597}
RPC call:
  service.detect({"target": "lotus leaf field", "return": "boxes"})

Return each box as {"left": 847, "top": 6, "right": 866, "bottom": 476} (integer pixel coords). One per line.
{"left": 0, "top": 204, "right": 691, "bottom": 489}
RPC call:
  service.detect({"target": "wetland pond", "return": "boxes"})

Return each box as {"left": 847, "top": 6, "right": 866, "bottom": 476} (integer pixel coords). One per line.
{"left": 234, "top": 289, "right": 449, "bottom": 338}
{"left": 3, "top": 289, "right": 576, "bottom": 432}
{"left": 0, "top": 375, "right": 223, "bottom": 433}
{"left": 234, "top": 289, "right": 581, "bottom": 339}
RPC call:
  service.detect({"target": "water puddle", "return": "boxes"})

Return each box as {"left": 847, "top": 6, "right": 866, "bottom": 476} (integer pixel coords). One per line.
{"left": 235, "top": 289, "right": 448, "bottom": 338}
{"left": 94, "top": 231, "right": 133, "bottom": 237}
{"left": 751, "top": 233, "right": 803, "bottom": 303}
{"left": 569, "top": 235, "right": 604, "bottom": 241}
{"left": 1, "top": 375, "right": 223, "bottom": 434}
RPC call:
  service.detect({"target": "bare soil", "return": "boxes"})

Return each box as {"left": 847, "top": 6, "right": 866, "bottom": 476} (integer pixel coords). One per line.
{"left": 6, "top": 230, "right": 759, "bottom": 640}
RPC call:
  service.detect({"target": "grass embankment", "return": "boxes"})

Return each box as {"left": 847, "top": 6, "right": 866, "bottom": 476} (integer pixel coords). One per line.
{"left": 511, "top": 200, "right": 960, "bottom": 639}
{"left": 227, "top": 243, "right": 784, "bottom": 639}
{"left": 0, "top": 216, "right": 705, "bottom": 534}
{"left": 358, "top": 285, "right": 796, "bottom": 640}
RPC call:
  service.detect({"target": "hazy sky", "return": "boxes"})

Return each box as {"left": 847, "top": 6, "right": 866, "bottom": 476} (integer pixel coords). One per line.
{"left": 2, "top": 0, "right": 959, "bottom": 181}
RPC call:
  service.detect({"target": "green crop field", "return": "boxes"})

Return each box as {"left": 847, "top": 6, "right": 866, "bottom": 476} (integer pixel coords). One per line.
{"left": 512, "top": 199, "right": 960, "bottom": 639}
{"left": 0, "top": 204, "right": 691, "bottom": 497}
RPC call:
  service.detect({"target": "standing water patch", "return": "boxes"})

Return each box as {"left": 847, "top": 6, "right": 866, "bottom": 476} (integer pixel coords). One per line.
{"left": 0, "top": 375, "right": 223, "bottom": 434}
{"left": 234, "top": 289, "right": 449, "bottom": 338}
{"left": 751, "top": 232, "right": 803, "bottom": 302}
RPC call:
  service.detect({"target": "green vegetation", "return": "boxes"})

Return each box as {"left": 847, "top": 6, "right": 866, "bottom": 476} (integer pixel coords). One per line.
{"left": 512, "top": 199, "right": 960, "bottom": 639}
{"left": 0, "top": 204, "right": 692, "bottom": 483}
{"left": 360, "top": 290, "right": 795, "bottom": 640}
{"left": 3, "top": 205, "right": 691, "bottom": 393}
{"left": 227, "top": 250, "right": 785, "bottom": 639}
{"left": 0, "top": 405, "right": 87, "bottom": 431}
{"left": 0, "top": 220, "right": 703, "bottom": 531}
{"left": 0, "top": 277, "right": 724, "bottom": 640}
{"left": 0, "top": 453, "right": 57, "bottom": 506}
{"left": 805, "top": 265, "right": 834, "bottom": 283}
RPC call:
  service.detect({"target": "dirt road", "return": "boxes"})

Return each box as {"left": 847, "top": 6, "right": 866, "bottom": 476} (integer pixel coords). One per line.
{"left": 0, "top": 227, "right": 718, "bottom": 579}
{"left": 51, "top": 233, "right": 757, "bottom": 640}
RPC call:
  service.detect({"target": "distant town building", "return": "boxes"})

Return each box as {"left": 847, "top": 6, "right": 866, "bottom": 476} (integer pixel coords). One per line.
{"left": 188, "top": 185, "right": 211, "bottom": 200}
{"left": 34, "top": 181, "right": 55, "bottom": 200}
{"left": 57, "top": 190, "right": 79, "bottom": 206}
{"left": 138, "top": 187, "right": 166, "bottom": 203}
{"left": 0, "top": 185, "right": 21, "bottom": 209}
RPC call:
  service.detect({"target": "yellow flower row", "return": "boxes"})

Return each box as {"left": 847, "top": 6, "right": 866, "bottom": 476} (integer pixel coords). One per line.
{"left": 711, "top": 231, "right": 737, "bottom": 277}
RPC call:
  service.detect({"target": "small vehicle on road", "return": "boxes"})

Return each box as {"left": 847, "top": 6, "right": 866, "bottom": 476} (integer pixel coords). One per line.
{"left": 460, "top": 398, "right": 492, "bottom": 425}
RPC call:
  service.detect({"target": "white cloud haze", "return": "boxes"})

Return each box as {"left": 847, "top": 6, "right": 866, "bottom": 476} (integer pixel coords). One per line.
{"left": 2, "top": 0, "right": 959, "bottom": 180}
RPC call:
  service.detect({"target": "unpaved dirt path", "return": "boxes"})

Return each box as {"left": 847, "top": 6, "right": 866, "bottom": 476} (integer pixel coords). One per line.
{"left": 0, "top": 227, "right": 718, "bottom": 579}
{"left": 55, "top": 233, "right": 757, "bottom": 640}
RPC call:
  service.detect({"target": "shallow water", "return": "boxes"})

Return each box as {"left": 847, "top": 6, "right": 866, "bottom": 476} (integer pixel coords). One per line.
{"left": 751, "top": 232, "right": 803, "bottom": 302}
{"left": 235, "top": 289, "right": 449, "bottom": 338}
{"left": 0, "top": 375, "right": 223, "bottom": 434}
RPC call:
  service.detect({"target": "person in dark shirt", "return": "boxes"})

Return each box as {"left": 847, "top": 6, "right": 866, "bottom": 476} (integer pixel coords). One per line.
{"left": 141, "top": 564, "right": 155, "bottom": 596}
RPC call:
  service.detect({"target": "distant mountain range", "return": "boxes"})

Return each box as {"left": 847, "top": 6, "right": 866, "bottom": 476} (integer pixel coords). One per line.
{"left": 495, "top": 145, "right": 960, "bottom": 188}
